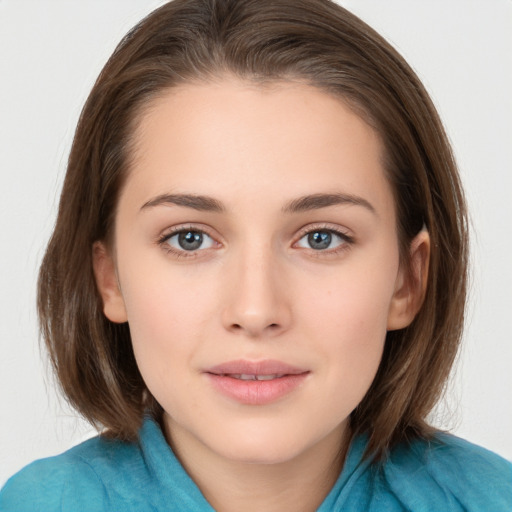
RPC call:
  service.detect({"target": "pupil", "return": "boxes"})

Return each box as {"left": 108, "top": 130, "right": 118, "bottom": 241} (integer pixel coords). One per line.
{"left": 308, "top": 231, "right": 331, "bottom": 250}
{"left": 178, "top": 231, "right": 203, "bottom": 250}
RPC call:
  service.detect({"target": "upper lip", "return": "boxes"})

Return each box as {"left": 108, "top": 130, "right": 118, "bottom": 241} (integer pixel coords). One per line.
{"left": 205, "top": 359, "right": 309, "bottom": 376}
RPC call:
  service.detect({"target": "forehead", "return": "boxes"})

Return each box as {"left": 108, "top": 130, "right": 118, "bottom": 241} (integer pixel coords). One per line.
{"left": 122, "top": 78, "right": 394, "bottom": 219}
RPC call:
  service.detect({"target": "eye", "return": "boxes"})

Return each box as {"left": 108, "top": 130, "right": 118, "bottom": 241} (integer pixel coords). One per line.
{"left": 296, "top": 229, "right": 350, "bottom": 251}
{"left": 163, "top": 229, "right": 215, "bottom": 252}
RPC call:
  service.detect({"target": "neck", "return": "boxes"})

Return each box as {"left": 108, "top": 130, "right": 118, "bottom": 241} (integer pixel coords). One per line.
{"left": 164, "top": 417, "right": 349, "bottom": 512}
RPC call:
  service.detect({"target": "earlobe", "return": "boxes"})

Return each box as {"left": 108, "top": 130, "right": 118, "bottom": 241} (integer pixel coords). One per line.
{"left": 92, "top": 241, "right": 128, "bottom": 323}
{"left": 387, "top": 229, "right": 430, "bottom": 331}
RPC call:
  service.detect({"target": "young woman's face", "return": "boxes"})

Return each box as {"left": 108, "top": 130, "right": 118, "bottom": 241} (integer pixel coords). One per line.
{"left": 96, "top": 79, "right": 420, "bottom": 467}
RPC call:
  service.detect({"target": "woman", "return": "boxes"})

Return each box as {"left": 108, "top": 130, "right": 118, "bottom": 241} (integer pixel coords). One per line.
{"left": 1, "top": 1, "right": 510, "bottom": 510}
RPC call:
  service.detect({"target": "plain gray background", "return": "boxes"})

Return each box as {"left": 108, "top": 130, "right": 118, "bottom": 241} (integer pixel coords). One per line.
{"left": 1, "top": 0, "right": 511, "bottom": 485}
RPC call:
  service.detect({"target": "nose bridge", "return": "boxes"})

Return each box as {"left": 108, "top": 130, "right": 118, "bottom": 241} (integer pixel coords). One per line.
{"left": 222, "top": 237, "right": 290, "bottom": 337}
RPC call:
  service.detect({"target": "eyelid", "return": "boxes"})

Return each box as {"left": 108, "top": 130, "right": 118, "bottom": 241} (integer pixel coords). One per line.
{"left": 293, "top": 223, "right": 354, "bottom": 243}
{"left": 159, "top": 223, "right": 208, "bottom": 237}
{"left": 157, "top": 223, "right": 222, "bottom": 257}
{"left": 292, "top": 223, "right": 354, "bottom": 254}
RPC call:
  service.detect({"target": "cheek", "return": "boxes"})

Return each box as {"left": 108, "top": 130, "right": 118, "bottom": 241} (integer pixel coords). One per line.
{"left": 118, "top": 264, "right": 219, "bottom": 388}
{"left": 312, "top": 286, "right": 387, "bottom": 377}
{"left": 298, "top": 256, "right": 397, "bottom": 344}
{"left": 122, "top": 279, "right": 213, "bottom": 423}
{"left": 295, "top": 252, "right": 398, "bottom": 392}
{"left": 120, "top": 248, "right": 218, "bottom": 334}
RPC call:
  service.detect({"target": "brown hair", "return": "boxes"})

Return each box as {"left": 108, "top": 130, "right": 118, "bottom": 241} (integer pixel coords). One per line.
{"left": 38, "top": 0, "right": 468, "bottom": 461}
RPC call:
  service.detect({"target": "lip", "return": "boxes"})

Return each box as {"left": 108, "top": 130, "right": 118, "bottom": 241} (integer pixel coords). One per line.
{"left": 204, "top": 359, "right": 310, "bottom": 405}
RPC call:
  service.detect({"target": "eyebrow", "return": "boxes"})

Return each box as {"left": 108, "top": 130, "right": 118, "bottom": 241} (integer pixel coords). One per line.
{"left": 282, "top": 193, "right": 376, "bottom": 215}
{"left": 140, "top": 191, "right": 376, "bottom": 215}
{"left": 140, "top": 193, "right": 225, "bottom": 213}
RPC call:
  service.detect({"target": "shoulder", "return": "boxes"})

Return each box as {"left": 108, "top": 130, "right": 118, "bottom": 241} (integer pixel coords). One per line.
{"left": 381, "top": 433, "right": 512, "bottom": 512}
{"left": 0, "top": 435, "right": 144, "bottom": 512}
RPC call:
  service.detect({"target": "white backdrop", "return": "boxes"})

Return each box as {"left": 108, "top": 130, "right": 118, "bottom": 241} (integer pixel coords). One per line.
{"left": 1, "top": 0, "right": 511, "bottom": 485}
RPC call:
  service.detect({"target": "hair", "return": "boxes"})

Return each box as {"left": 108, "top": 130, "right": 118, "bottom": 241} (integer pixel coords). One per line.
{"left": 38, "top": 0, "right": 468, "bottom": 461}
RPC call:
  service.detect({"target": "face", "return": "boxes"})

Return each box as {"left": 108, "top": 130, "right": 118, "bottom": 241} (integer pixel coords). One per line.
{"left": 95, "top": 79, "right": 426, "bottom": 468}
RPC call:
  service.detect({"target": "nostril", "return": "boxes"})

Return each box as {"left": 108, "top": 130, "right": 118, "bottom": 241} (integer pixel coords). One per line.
{"left": 228, "top": 322, "right": 281, "bottom": 335}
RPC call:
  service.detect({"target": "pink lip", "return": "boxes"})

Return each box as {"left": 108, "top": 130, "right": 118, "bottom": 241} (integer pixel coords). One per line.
{"left": 204, "top": 359, "right": 309, "bottom": 405}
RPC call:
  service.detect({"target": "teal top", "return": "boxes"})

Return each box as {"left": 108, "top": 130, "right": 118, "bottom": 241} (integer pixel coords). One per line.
{"left": 1, "top": 417, "right": 511, "bottom": 511}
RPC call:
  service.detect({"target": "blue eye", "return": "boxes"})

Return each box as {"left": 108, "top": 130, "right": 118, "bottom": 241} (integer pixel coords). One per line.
{"left": 164, "top": 230, "right": 215, "bottom": 252}
{"left": 296, "top": 229, "right": 348, "bottom": 251}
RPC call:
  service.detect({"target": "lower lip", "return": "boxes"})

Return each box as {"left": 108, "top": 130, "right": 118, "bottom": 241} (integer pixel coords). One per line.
{"left": 206, "top": 373, "right": 309, "bottom": 405}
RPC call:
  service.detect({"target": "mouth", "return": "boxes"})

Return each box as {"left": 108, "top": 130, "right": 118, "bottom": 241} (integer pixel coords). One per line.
{"left": 219, "top": 373, "right": 287, "bottom": 381}
{"left": 206, "top": 359, "right": 307, "bottom": 377}
{"left": 204, "top": 360, "right": 309, "bottom": 405}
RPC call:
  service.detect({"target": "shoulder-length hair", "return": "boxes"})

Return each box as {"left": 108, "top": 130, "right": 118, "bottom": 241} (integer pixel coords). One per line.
{"left": 38, "top": 0, "right": 468, "bottom": 461}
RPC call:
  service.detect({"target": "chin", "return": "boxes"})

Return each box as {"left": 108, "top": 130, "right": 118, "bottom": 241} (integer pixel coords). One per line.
{"left": 206, "top": 423, "right": 327, "bottom": 466}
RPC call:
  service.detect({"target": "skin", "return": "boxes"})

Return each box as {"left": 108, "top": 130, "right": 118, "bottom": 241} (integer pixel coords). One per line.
{"left": 94, "top": 78, "right": 429, "bottom": 512}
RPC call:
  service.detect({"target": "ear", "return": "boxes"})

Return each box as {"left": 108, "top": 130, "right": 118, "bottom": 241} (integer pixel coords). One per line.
{"left": 387, "top": 229, "right": 430, "bottom": 331}
{"left": 92, "top": 241, "right": 128, "bottom": 323}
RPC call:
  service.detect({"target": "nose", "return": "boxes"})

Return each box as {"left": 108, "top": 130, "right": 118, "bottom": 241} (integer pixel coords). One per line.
{"left": 221, "top": 244, "right": 292, "bottom": 338}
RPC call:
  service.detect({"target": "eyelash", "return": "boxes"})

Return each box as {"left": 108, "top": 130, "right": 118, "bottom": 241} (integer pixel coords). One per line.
{"left": 157, "top": 224, "right": 354, "bottom": 259}
{"left": 293, "top": 224, "right": 354, "bottom": 257}
{"left": 157, "top": 225, "right": 217, "bottom": 259}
